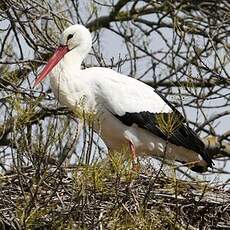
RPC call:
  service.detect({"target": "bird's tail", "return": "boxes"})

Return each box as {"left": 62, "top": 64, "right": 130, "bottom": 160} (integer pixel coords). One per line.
{"left": 190, "top": 150, "right": 214, "bottom": 173}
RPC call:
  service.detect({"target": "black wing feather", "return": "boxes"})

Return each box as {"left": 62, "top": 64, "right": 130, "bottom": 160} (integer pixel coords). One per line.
{"left": 113, "top": 91, "right": 213, "bottom": 167}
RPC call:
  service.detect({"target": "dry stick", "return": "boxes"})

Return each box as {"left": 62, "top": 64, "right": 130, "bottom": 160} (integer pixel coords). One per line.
{"left": 142, "top": 138, "right": 170, "bottom": 211}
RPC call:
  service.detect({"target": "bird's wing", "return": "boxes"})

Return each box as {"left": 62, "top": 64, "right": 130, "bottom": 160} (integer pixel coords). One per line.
{"left": 92, "top": 69, "right": 212, "bottom": 166}
{"left": 92, "top": 68, "right": 173, "bottom": 115}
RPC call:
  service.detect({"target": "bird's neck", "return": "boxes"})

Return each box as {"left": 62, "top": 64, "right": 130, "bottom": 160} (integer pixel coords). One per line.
{"left": 62, "top": 47, "right": 87, "bottom": 72}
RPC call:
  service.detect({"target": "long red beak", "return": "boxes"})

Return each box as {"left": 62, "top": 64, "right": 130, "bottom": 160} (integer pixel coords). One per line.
{"left": 34, "top": 45, "right": 69, "bottom": 86}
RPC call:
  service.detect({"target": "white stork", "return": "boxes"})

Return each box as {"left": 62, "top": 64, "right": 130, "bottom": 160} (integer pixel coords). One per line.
{"left": 35, "top": 24, "right": 213, "bottom": 173}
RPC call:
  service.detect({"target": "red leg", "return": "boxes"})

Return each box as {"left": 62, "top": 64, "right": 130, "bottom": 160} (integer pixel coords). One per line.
{"left": 129, "top": 141, "right": 140, "bottom": 172}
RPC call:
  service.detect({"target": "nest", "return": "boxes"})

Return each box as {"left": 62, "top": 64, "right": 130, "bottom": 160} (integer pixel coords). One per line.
{"left": 0, "top": 162, "right": 229, "bottom": 229}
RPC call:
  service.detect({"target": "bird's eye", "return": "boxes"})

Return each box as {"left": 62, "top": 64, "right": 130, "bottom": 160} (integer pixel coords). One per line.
{"left": 67, "top": 34, "right": 74, "bottom": 41}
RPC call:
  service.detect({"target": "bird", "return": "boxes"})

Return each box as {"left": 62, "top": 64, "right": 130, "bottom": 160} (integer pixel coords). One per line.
{"left": 35, "top": 24, "right": 213, "bottom": 173}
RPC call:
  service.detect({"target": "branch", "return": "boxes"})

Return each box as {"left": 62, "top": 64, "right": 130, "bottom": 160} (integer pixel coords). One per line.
{"left": 0, "top": 107, "right": 70, "bottom": 146}
{"left": 203, "top": 135, "right": 230, "bottom": 158}
{"left": 143, "top": 78, "right": 229, "bottom": 88}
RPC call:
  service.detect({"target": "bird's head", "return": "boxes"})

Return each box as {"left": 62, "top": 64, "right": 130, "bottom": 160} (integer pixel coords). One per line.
{"left": 60, "top": 24, "right": 92, "bottom": 52}
{"left": 34, "top": 24, "right": 92, "bottom": 86}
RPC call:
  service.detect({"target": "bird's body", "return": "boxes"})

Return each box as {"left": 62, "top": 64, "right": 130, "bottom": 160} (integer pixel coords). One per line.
{"left": 35, "top": 24, "right": 213, "bottom": 172}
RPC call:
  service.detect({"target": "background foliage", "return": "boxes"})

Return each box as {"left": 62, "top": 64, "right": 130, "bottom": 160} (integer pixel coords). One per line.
{"left": 0, "top": 0, "right": 229, "bottom": 229}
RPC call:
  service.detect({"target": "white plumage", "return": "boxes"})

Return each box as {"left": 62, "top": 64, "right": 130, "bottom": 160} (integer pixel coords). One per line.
{"left": 35, "top": 24, "right": 213, "bottom": 172}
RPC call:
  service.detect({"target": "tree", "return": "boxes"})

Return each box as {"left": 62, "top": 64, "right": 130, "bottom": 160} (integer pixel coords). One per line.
{"left": 0, "top": 0, "right": 229, "bottom": 229}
